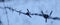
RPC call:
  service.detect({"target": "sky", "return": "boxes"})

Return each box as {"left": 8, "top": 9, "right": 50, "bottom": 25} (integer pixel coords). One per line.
{"left": 0, "top": 0, "right": 60, "bottom": 25}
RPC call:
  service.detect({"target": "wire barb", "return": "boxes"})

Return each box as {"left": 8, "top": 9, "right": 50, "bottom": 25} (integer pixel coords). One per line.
{"left": 50, "top": 11, "right": 53, "bottom": 16}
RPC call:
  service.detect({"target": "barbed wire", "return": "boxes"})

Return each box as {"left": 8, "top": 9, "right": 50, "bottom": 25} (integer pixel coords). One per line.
{"left": 0, "top": 6, "right": 60, "bottom": 23}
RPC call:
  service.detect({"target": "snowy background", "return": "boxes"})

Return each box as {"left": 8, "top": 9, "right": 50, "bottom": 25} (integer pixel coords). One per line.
{"left": 0, "top": 0, "right": 60, "bottom": 25}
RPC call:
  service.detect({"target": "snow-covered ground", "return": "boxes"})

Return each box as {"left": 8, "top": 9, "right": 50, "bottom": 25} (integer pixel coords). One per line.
{"left": 0, "top": 0, "right": 60, "bottom": 25}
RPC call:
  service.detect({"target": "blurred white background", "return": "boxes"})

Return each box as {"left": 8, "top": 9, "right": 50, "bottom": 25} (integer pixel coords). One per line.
{"left": 0, "top": 0, "right": 60, "bottom": 25}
